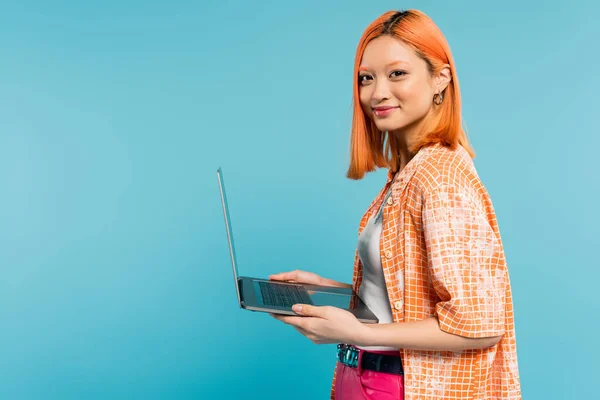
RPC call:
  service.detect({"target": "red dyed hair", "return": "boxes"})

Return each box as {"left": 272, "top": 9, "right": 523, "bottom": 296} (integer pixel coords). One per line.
{"left": 346, "top": 10, "right": 475, "bottom": 180}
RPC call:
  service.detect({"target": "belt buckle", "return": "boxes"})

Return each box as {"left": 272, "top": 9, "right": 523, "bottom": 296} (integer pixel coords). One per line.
{"left": 336, "top": 343, "right": 359, "bottom": 368}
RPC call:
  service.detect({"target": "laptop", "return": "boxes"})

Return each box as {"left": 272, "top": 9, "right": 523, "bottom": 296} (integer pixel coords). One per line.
{"left": 217, "top": 167, "right": 378, "bottom": 323}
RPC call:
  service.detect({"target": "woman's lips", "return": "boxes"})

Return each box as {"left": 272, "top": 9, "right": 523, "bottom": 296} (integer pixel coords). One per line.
{"left": 373, "top": 107, "right": 398, "bottom": 117}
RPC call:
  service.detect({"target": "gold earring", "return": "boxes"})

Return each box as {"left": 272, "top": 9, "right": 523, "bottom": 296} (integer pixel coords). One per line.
{"left": 433, "top": 92, "right": 444, "bottom": 105}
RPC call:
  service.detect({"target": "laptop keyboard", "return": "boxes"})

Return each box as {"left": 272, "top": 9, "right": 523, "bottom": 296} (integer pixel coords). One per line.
{"left": 259, "top": 282, "right": 305, "bottom": 308}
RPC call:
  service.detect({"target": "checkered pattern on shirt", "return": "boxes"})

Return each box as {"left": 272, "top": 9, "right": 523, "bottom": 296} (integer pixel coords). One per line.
{"left": 330, "top": 143, "right": 521, "bottom": 399}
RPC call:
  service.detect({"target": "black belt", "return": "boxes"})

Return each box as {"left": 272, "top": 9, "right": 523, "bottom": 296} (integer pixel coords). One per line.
{"left": 337, "top": 344, "right": 404, "bottom": 375}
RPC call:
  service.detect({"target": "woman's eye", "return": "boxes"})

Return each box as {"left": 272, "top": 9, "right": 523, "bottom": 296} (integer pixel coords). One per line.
{"left": 390, "top": 70, "right": 406, "bottom": 77}
{"left": 358, "top": 75, "right": 372, "bottom": 84}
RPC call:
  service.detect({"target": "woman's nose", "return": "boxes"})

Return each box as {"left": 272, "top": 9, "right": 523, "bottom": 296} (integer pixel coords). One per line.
{"left": 372, "top": 78, "right": 391, "bottom": 103}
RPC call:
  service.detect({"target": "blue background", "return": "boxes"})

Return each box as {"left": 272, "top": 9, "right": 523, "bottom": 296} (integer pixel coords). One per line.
{"left": 1, "top": 0, "right": 598, "bottom": 398}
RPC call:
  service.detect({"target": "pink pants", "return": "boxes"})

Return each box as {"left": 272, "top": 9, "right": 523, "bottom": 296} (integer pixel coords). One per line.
{"left": 334, "top": 349, "right": 405, "bottom": 400}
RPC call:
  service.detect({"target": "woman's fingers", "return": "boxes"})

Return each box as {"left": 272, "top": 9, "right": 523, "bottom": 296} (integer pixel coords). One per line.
{"left": 294, "top": 326, "right": 311, "bottom": 337}
{"left": 270, "top": 313, "right": 311, "bottom": 338}
{"left": 269, "top": 270, "right": 299, "bottom": 282}
{"left": 270, "top": 312, "right": 320, "bottom": 343}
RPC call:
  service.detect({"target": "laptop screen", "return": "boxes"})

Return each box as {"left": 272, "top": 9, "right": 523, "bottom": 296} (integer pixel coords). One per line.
{"left": 217, "top": 167, "right": 242, "bottom": 305}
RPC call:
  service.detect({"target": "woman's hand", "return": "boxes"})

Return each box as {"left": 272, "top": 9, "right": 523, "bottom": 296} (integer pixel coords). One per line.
{"left": 269, "top": 269, "right": 351, "bottom": 288}
{"left": 269, "top": 270, "right": 327, "bottom": 286}
{"left": 269, "top": 270, "right": 364, "bottom": 344}
{"left": 271, "top": 304, "right": 369, "bottom": 345}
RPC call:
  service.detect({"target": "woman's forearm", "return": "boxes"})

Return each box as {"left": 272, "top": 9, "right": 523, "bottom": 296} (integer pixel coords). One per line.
{"left": 357, "top": 316, "right": 502, "bottom": 351}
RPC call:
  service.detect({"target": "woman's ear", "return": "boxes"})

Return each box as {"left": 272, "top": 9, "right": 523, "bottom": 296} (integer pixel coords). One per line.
{"left": 436, "top": 64, "right": 452, "bottom": 93}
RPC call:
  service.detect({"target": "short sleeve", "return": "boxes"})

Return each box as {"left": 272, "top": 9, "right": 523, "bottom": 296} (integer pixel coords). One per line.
{"left": 423, "top": 184, "right": 506, "bottom": 338}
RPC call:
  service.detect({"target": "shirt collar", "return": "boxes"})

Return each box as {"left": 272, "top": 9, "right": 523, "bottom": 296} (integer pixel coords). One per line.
{"left": 385, "top": 143, "right": 440, "bottom": 184}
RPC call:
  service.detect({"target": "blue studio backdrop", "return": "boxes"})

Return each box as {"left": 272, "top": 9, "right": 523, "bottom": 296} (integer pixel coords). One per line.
{"left": 1, "top": 1, "right": 598, "bottom": 399}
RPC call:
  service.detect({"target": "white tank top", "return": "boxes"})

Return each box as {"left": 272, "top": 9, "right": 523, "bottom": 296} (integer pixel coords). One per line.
{"left": 356, "top": 185, "right": 401, "bottom": 351}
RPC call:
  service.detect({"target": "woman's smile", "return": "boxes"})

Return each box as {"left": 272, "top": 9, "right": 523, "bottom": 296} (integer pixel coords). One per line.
{"left": 372, "top": 106, "right": 399, "bottom": 117}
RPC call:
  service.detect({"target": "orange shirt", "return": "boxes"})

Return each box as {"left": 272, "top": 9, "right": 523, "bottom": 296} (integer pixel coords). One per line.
{"left": 330, "top": 143, "right": 521, "bottom": 399}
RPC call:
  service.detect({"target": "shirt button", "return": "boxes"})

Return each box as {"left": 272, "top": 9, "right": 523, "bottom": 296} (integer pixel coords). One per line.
{"left": 394, "top": 300, "right": 403, "bottom": 310}
{"left": 385, "top": 250, "right": 393, "bottom": 259}
{"left": 387, "top": 197, "right": 393, "bottom": 205}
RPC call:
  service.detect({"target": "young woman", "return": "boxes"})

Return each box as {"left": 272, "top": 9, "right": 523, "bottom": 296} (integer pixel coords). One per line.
{"left": 270, "top": 9, "right": 521, "bottom": 400}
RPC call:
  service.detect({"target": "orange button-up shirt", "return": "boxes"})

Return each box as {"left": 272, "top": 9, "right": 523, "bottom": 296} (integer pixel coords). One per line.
{"left": 330, "top": 143, "right": 521, "bottom": 399}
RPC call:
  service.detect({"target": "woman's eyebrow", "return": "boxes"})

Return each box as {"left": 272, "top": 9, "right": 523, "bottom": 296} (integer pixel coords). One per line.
{"left": 386, "top": 60, "right": 410, "bottom": 67}
{"left": 358, "top": 60, "right": 410, "bottom": 71}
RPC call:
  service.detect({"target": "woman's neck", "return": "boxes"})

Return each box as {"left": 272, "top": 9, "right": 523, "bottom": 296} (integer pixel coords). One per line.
{"left": 394, "top": 137, "right": 417, "bottom": 173}
{"left": 391, "top": 114, "right": 430, "bottom": 171}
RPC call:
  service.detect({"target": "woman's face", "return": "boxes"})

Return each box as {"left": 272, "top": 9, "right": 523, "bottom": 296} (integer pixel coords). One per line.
{"left": 358, "top": 35, "right": 444, "bottom": 136}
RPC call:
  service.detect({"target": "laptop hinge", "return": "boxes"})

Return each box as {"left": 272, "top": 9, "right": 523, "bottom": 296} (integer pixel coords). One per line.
{"left": 238, "top": 279, "right": 244, "bottom": 307}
